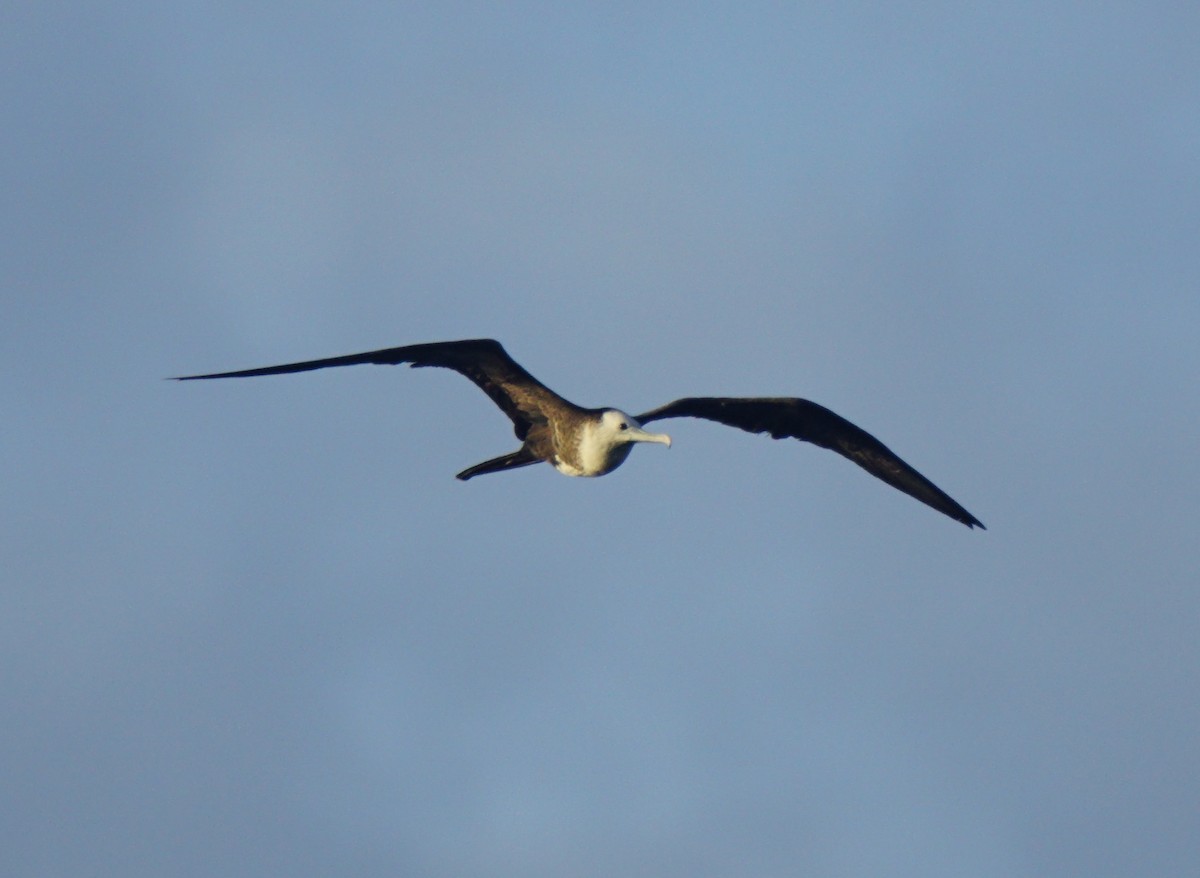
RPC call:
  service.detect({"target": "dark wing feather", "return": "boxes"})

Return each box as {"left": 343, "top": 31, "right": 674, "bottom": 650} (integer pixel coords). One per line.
{"left": 175, "top": 338, "right": 574, "bottom": 440}
{"left": 637, "top": 397, "right": 984, "bottom": 529}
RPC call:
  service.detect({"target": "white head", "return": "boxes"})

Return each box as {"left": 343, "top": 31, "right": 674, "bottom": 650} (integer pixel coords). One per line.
{"left": 562, "top": 409, "right": 672, "bottom": 478}
{"left": 597, "top": 409, "right": 672, "bottom": 449}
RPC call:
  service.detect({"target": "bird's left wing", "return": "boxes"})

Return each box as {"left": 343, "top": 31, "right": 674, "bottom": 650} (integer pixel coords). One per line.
{"left": 636, "top": 397, "right": 984, "bottom": 529}
{"left": 175, "top": 338, "right": 573, "bottom": 440}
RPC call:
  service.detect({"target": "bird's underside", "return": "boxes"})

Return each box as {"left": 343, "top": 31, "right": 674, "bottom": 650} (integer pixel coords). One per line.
{"left": 176, "top": 338, "right": 984, "bottom": 529}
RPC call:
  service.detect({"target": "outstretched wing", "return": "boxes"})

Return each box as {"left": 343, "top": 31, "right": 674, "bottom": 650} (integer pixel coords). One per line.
{"left": 637, "top": 397, "right": 984, "bottom": 528}
{"left": 175, "top": 338, "right": 574, "bottom": 440}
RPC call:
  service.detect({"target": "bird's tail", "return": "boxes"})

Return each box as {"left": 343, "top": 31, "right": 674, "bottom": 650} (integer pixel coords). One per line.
{"left": 455, "top": 449, "right": 542, "bottom": 481}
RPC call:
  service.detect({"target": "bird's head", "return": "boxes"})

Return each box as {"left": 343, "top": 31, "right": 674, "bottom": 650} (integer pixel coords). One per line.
{"left": 598, "top": 409, "right": 672, "bottom": 449}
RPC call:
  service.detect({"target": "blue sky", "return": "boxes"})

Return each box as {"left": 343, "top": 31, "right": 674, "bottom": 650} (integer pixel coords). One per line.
{"left": 4, "top": 4, "right": 1198, "bottom": 876}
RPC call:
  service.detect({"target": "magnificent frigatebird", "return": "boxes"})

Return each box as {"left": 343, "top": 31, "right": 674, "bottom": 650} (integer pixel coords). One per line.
{"left": 177, "top": 338, "right": 983, "bottom": 528}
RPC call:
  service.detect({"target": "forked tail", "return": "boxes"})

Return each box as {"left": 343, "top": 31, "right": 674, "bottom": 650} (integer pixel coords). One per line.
{"left": 455, "top": 448, "right": 542, "bottom": 481}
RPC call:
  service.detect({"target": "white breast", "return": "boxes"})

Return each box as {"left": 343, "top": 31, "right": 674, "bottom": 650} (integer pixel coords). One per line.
{"left": 553, "top": 458, "right": 588, "bottom": 477}
{"left": 553, "top": 421, "right": 631, "bottom": 477}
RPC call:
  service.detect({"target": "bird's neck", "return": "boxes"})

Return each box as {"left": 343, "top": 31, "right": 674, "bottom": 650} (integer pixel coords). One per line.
{"left": 554, "top": 421, "right": 631, "bottom": 477}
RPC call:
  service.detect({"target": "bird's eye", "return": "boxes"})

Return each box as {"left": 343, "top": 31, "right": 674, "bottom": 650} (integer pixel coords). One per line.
{"left": 619, "top": 422, "right": 628, "bottom": 431}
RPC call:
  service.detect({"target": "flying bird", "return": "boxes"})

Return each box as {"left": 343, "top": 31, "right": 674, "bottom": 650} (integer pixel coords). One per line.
{"left": 176, "top": 338, "right": 983, "bottom": 528}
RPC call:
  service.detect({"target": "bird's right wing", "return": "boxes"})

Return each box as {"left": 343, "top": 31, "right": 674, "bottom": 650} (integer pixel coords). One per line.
{"left": 637, "top": 397, "right": 983, "bottom": 528}
{"left": 175, "top": 339, "right": 573, "bottom": 440}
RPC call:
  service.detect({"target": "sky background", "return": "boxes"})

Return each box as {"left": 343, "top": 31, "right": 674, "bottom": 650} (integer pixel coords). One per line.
{"left": 4, "top": 4, "right": 1198, "bottom": 876}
